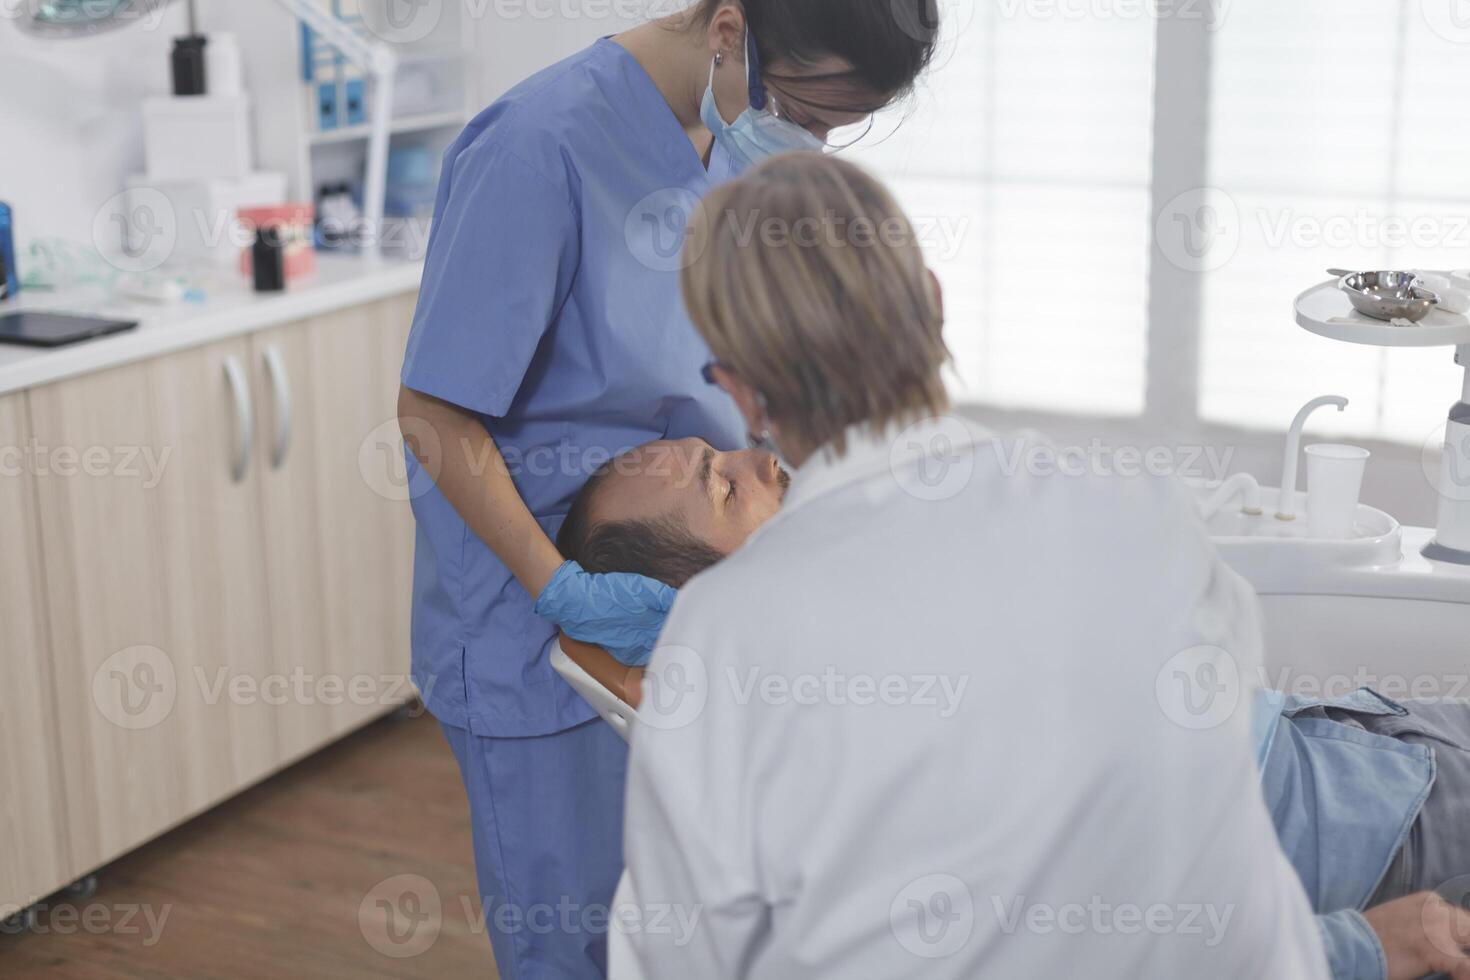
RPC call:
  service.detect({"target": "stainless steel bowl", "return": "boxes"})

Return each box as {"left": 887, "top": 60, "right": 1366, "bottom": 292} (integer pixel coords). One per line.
{"left": 1329, "top": 269, "right": 1441, "bottom": 322}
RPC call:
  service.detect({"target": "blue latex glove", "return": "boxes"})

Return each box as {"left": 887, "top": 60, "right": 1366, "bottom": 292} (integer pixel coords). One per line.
{"left": 534, "top": 560, "right": 676, "bottom": 667}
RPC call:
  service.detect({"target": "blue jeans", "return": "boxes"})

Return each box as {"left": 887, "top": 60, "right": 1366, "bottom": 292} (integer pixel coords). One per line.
{"left": 440, "top": 718, "right": 628, "bottom": 979}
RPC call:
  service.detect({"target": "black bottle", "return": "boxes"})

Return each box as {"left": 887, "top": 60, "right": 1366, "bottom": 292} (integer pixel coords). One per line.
{"left": 253, "top": 227, "right": 286, "bottom": 293}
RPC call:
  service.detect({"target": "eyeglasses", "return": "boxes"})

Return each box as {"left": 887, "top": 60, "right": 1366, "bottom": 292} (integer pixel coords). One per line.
{"left": 746, "top": 28, "right": 875, "bottom": 151}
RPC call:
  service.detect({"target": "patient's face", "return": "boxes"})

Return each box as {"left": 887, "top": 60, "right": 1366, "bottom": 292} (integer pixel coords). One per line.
{"left": 592, "top": 439, "right": 790, "bottom": 555}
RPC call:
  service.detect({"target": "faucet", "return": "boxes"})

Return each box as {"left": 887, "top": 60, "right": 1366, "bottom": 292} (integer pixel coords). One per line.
{"left": 1198, "top": 472, "right": 1263, "bottom": 521}
{"left": 1278, "top": 395, "right": 1349, "bottom": 521}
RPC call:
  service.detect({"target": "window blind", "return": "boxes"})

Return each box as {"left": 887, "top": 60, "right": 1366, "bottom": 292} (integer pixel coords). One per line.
{"left": 848, "top": 2, "right": 1157, "bottom": 415}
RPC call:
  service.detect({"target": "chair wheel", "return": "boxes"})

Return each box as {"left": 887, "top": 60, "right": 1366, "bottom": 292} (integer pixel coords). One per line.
{"left": 64, "top": 874, "right": 98, "bottom": 901}
{"left": 1, "top": 904, "right": 38, "bottom": 934}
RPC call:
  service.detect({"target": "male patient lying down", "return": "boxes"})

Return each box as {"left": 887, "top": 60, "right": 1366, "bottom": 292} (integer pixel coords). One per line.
{"left": 553, "top": 437, "right": 789, "bottom": 705}
{"left": 557, "top": 437, "right": 1470, "bottom": 980}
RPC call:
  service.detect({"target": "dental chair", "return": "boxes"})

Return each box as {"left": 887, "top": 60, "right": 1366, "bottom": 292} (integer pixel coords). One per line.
{"left": 549, "top": 638, "right": 645, "bottom": 979}
{"left": 549, "top": 638, "right": 638, "bottom": 742}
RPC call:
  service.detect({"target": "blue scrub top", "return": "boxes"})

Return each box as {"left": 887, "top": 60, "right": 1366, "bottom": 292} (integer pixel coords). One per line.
{"left": 401, "top": 39, "right": 747, "bottom": 737}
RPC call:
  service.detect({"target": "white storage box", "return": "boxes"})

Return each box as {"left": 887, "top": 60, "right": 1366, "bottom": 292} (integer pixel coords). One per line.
{"left": 124, "top": 173, "right": 287, "bottom": 269}
{"left": 143, "top": 95, "right": 254, "bottom": 181}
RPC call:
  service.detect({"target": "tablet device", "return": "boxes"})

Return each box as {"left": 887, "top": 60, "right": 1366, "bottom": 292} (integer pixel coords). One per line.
{"left": 0, "top": 311, "right": 138, "bottom": 348}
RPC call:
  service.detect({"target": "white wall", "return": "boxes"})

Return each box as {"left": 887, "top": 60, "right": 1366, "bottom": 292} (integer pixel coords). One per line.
{"left": 471, "top": 4, "right": 647, "bottom": 103}
{"left": 0, "top": 5, "right": 188, "bottom": 254}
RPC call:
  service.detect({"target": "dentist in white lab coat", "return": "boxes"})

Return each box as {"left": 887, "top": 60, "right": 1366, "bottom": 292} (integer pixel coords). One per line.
{"left": 620, "top": 154, "right": 1330, "bottom": 979}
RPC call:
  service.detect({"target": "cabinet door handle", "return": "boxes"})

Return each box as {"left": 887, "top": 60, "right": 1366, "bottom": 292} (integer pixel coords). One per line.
{"left": 261, "top": 345, "right": 293, "bottom": 469}
{"left": 222, "top": 355, "right": 253, "bottom": 484}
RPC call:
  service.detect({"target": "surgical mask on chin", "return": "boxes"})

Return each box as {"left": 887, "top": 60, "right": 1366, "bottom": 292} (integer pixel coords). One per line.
{"left": 700, "top": 54, "right": 824, "bottom": 171}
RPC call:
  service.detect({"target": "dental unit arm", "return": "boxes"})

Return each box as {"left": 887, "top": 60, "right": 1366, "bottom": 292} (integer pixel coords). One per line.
{"left": 1277, "top": 395, "right": 1349, "bottom": 521}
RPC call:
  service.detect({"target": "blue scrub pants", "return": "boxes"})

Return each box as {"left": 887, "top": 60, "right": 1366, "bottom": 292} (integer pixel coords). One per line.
{"left": 440, "top": 718, "right": 628, "bottom": 980}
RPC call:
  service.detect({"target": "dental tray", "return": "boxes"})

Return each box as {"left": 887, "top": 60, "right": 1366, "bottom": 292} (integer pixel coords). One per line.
{"left": 1296, "top": 276, "right": 1470, "bottom": 348}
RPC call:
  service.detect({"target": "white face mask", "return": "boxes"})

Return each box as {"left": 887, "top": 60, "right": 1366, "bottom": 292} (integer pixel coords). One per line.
{"left": 699, "top": 36, "right": 824, "bottom": 171}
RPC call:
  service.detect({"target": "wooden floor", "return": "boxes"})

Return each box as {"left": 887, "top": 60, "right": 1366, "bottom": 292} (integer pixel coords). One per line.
{"left": 1, "top": 711, "right": 498, "bottom": 979}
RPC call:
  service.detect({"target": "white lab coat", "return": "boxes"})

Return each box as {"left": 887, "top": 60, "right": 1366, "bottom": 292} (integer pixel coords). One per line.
{"left": 622, "top": 418, "right": 1329, "bottom": 980}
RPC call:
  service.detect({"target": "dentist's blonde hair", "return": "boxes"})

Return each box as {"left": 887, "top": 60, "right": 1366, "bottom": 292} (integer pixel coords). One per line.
{"left": 681, "top": 153, "right": 950, "bottom": 457}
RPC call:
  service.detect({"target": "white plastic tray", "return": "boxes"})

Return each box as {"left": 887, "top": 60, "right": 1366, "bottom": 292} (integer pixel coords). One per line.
{"left": 1295, "top": 276, "right": 1470, "bottom": 348}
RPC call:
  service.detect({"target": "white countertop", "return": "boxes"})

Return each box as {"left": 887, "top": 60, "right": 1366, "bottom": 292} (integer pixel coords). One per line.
{"left": 0, "top": 254, "right": 424, "bottom": 396}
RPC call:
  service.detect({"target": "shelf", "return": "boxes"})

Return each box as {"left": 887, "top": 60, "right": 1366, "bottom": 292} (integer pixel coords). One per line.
{"left": 309, "top": 110, "right": 466, "bottom": 146}
{"left": 1295, "top": 274, "right": 1470, "bottom": 348}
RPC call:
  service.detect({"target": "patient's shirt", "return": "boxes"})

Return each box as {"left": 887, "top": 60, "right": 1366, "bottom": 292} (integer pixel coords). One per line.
{"left": 1255, "top": 687, "right": 1433, "bottom": 913}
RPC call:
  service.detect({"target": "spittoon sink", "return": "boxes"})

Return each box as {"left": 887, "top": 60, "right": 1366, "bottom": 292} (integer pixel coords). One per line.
{"left": 1193, "top": 483, "right": 1470, "bottom": 694}
{"left": 1200, "top": 485, "right": 1403, "bottom": 588}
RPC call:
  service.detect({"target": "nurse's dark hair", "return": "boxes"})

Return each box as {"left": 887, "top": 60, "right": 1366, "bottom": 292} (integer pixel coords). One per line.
{"left": 557, "top": 464, "right": 724, "bottom": 589}
{"left": 693, "top": 0, "right": 939, "bottom": 111}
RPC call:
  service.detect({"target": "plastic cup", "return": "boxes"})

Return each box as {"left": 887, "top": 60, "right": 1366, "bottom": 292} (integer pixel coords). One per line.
{"left": 1305, "top": 444, "right": 1370, "bottom": 539}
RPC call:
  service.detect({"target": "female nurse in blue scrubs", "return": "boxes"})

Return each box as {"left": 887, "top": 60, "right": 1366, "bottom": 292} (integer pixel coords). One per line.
{"left": 397, "top": 2, "right": 938, "bottom": 976}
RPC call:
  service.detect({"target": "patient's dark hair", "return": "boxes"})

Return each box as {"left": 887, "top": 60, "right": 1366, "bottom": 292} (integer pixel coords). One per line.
{"left": 557, "top": 464, "right": 725, "bottom": 589}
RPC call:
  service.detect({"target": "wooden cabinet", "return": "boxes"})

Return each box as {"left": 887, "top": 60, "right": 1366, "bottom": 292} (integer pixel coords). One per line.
{"left": 17, "top": 290, "right": 419, "bottom": 891}
{"left": 0, "top": 393, "right": 75, "bottom": 910}
{"left": 28, "top": 338, "right": 280, "bottom": 873}
{"left": 251, "top": 295, "right": 416, "bottom": 756}
{"left": 296, "top": 295, "right": 416, "bottom": 731}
